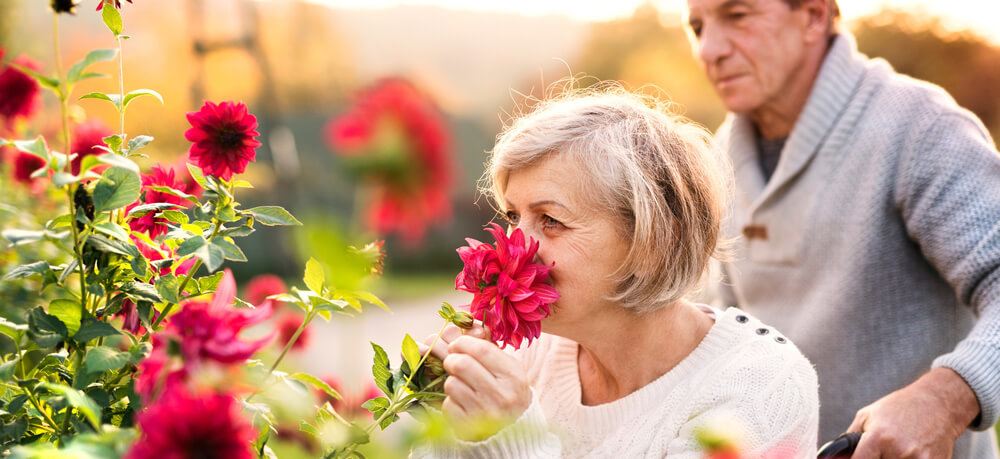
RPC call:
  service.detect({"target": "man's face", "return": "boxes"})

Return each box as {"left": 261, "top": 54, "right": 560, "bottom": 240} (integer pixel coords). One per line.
{"left": 685, "top": 0, "right": 815, "bottom": 114}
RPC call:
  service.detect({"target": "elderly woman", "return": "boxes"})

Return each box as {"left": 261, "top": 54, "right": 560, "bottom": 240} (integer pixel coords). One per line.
{"left": 418, "top": 86, "right": 819, "bottom": 458}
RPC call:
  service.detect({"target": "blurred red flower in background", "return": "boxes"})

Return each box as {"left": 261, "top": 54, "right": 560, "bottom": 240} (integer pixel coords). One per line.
{"left": 185, "top": 101, "right": 260, "bottom": 180}
{"left": 455, "top": 223, "right": 558, "bottom": 349}
{"left": 0, "top": 50, "right": 41, "bottom": 128}
{"left": 69, "top": 120, "right": 112, "bottom": 174}
{"left": 324, "top": 78, "right": 452, "bottom": 244}
{"left": 245, "top": 274, "right": 286, "bottom": 308}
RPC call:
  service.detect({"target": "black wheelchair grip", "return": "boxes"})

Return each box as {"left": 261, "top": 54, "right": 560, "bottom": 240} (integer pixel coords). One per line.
{"left": 817, "top": 432, "right": 862, "bottom": 458}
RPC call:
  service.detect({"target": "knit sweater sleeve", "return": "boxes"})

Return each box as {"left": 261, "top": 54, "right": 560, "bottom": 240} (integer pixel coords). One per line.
{"left": 896, "top": 109, "right": 1000, "bottom": 429}
{"left": 665, "top": 342, "right": 819, "bottom": 458}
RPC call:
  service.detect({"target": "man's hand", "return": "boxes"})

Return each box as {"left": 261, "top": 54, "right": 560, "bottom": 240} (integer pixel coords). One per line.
{"left": 848, "top": 367, "right": 980, "bottom": 459}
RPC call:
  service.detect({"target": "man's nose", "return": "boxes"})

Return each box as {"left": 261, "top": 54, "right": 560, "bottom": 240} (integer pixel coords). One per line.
{"left": 696, "top": 23, "right": 731, "bottom": 70}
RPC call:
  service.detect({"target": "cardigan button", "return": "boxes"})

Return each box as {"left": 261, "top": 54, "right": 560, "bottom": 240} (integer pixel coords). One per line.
{"left": 756, "top": 328, "right": 769, "bottom": 335}
{"left": 775, "top": 337, "right": 786, "bottom": 344}
{"left": 736, "top": 315, "right": 749, "bottom": 323}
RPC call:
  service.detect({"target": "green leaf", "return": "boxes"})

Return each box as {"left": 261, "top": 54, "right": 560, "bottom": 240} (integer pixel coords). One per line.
{"left": 101, "top": 1, "right": 123, "bottom": 35}
{"left": 212, "top": 238, "right": 247, "bottom": 262}
{"left": 103, "top": 134, "right": 123, "bottom": 153}
{"left": 86, "top": 233, "right": 139, "bottom": 257}
{"left": 148, "top": 185, "right": 198, "bottom": 205}
{"left": 74, "top": 319, "right": 121, "bottom": 344}
{"left": 155, "top": 274, "right": 181, "bottom": 304}
{"left": 159, "top": 209, "right": 190, "bottom": 225}
{"left": 96, "top": 152, "right": 140, "bottom": 173}
{"left": 39, "top": 383, "right": 102, "bottom": 430}
{"left": 122, "top": 89, "right": 163, "bottom": 110}
{"left": 2, "top": 229, "right": 45, "bottom": 247}
{"left": 185, "top": 163, "right": 211, "bottom": 190}
{"left": 93, "top": 166, "right": 141, "bottom": 213}
{"left": 80, "top": 91, "right": 122, "bottom": 110}
{"left": 196, "top": 272, "right": 225, "bottom": 294}
{"left": 27, "top": 307, "right": 68, "bottom": 348}
{"left": 11, "top": 136, "right": 48, "bottom": 160}
{"left": 195, "top": 242, "right": 225, "bottom": 273}
{"left": 0, "top": 317, "right": 27, "bottom": 343}
{"left": 245, "top": 206, "right": 302, "bottom": 226}
{"left": 288, "top": 372, "right": 342, "bottom": 401}
{"left": 66, "top": 48, "right": 117, "bottom": 85}
{"left": 176, "top": 235, "right": 206, "bottom": 256}
{"left": 126, "top": 202, "right": 181, "bottom": 219}
{"left": 93, "top": 222, "right": 131, "bottom": 242}
{"left": 350, "top": 290, "right": 390, "bottom": 312}
{"left": 127, "top": 135, "right": 153, "bottom": 154}
{"left": 120, "top": 281, "right": 162, "bottom": 303}
{"left": 52, "top": 172, "right": 81, "bottom": 187}
{"left": 83, "top": 346, "right": 130, "bottom": 374}
{"left": 48, "top": 299, "right": 82, "bottom": 336}
{"left": 402, "top": 334, "right": 421, "bottom": 375}
{"left": 371, "top": 343, "right": 393, "bottom": 397}
{"left": 3, "top": 261, "right": 49, "bottom": 280}
{"left": 303, "top": 257, "right": 325, "bottom": 293}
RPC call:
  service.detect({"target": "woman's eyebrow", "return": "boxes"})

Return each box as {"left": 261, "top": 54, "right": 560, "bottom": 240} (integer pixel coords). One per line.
{"left": 528, "top": 200, "right": 568, "bottom": 211}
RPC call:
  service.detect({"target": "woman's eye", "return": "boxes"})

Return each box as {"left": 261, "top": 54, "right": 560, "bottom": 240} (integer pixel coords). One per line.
{"left": 727, "top": 11, "right": 747, "bottom": 21}
{"left": 504, "top": 211, "right": 520, "bottom": 225}
{"left": 542, "top": 215, "right": 563, "bottom": 229}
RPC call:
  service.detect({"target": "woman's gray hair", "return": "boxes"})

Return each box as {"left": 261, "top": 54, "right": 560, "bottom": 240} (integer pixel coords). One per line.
{"left": 483, "top": 80, "right": 732, "bottom": 313}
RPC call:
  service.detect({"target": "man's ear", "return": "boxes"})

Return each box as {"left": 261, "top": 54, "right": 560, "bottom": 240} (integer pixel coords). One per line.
{"left": 801, "top": 0, "right": 832, "bottom": 44}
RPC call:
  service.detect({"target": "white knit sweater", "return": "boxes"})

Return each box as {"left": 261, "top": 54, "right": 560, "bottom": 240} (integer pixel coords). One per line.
{"left": 416, "top": 307, "right": 819, "bottom": 458}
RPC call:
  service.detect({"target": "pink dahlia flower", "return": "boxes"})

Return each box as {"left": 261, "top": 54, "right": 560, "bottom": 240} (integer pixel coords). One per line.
{"left": 455, "top": 222, "right": 558, "bottom": 349}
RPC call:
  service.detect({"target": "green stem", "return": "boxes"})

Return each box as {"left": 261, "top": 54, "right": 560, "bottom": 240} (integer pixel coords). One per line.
{"left": 59, "top": 348, "right": 85, "bottom": 437}
{"left": 116, "top": 34, "right": 125, "bottom": 147}
{"left": 245, "top": 311, "right": 315, "bottom": 404}
{"left": 22, "top": 387, "right": 60, "bottom": 435}
{"left": 52, "top": 14, "right": 70, "bottom": 156}
{"left": 150, "top": 220, "right": 222, "bottom": 329}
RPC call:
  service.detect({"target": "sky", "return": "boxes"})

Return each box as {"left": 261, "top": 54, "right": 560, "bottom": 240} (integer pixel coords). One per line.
{"left": 308, "top": 0, "right": 1000, "bottom": 44}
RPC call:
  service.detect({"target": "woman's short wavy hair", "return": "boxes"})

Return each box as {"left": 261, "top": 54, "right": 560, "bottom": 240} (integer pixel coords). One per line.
{"left": 483, "top": 81, "right": 732, "bottom": 314}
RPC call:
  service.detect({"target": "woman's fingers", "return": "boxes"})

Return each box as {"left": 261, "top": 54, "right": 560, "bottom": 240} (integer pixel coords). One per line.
{"left": 443, "top": 375, "right": 482, "bottom": 412}
{"left": 442, "top": 395, "right": 469, "bottom": 420}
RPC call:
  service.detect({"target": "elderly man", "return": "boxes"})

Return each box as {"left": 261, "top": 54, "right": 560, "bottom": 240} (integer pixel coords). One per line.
{"left": 684, "top": 0, "right": 1000, "bottom": 457}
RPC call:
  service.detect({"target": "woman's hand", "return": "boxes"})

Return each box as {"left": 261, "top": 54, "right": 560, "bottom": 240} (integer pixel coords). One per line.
{"left": 422, "top": 325, "right": 531, "bottom": 426}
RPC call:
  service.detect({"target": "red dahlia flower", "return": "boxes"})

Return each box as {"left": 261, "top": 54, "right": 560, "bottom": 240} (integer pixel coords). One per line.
{"left": 127, "top": 164, "right": 202, "bottom": 238}
{"left": 69, "top": 120, "right": 112, "bottom": 174}
{"left": 0, "top": 50, "right": 42, "bottom": 128}
{"left": 10, "top": 150, "right": 46, "bottom": 184}
{"left": 324, "top": 78, "right": 452, "bottom": 243}
{"left": 185, "top": 101, "right": 260, "bottom": 180}
{"left": 135, "top": 270, "right": 271, "bottom": 400}
{"left": 455, "top": 223, "right": 559, "bottom": 349}
{"left": 126, "top": 388, "right": 256, "bottom": 459}
{"left": 244, "top": 274, "right": 286, "bottom": 307}
{"left": 96, "top": 0, "right": 132, "bottom": 11}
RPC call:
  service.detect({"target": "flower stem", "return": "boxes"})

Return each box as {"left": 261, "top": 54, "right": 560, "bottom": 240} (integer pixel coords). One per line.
{"left": 150, "top": 220, "right": 222, "bottom": 330}
{"left": 245, "top": 310, "right": 316, "bottom": 404}
{"left": 116, "top": 33, "right": 125, "bottom": 146}
{"left": 52, "top": 13, "right": 71, "bottom": 156}
{"left": 22, "top": 387, "right": 60, "bottom": 436}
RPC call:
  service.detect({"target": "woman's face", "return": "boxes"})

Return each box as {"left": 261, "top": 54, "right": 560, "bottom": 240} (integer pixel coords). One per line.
{"left": 502, "top": 155, "right": 630, "bottom": 337}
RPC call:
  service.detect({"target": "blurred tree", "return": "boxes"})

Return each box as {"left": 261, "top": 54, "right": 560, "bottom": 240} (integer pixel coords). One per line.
{"left": 573, "top": 3, "right": 726, "bottom": 130}
{"left": 853, "top": 10, "right": 1000, "bottom": 141}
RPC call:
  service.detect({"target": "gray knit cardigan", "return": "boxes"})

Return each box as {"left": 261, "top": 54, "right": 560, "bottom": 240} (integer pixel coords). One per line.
{"left": 714, "top": 33, "right": 1000, "bottom": 458}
